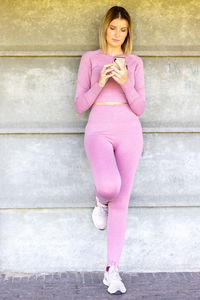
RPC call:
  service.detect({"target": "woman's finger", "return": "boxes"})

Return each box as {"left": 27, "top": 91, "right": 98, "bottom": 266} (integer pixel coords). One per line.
{"left": 103, "top": 63, "right": 114, "bottom": 69}
{"left": 112, "top": 72, "right": 120, "bottom": 79}
{"left": 104, "top": 66, "right": 113, "bottom": 73}
{"left": 112, "top": 66, "right": 122, "bottom": 74}
{"left": 106, "top": 73, "right": 114, "bottom": 78}
{"left": 111, "top": 69, "right": 121, "bottom": 78}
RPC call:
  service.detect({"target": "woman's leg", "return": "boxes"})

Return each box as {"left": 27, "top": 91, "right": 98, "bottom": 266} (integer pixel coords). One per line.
{"left": 84, "top": 125, "right": 143, "bottom": 267}
{"left": 84, "top": 133, "right": 121, "bottom": 205}
{"left": 106, "top": 129, "right": 143, "bottom": 266}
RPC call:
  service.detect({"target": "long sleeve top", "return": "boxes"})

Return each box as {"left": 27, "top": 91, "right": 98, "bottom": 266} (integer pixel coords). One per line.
{"left": 74, "top": 48, "right": 146, "bottom": 116}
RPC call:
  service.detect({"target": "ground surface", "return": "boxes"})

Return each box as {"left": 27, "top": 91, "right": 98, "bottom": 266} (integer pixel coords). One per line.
{"left": 0, "top": 270, "right": 200, "bottom": 299}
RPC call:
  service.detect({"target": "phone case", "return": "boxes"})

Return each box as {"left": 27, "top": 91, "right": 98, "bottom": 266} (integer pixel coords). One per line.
{"left": 113, "top": 57, "right": 128, "bottom": 69}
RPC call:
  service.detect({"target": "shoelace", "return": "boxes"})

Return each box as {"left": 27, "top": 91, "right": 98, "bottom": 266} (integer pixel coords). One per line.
{"left": 97, "top": 200, "right": 108, "bottom": 214}
{"left": 102, "top": 205, "right": 108, "bottom": 213}
{"left": 98, "top": 204, "right": 108, "bottom": 216}
{"left": 109, "top": 267, "right": 122, "bottom": 281}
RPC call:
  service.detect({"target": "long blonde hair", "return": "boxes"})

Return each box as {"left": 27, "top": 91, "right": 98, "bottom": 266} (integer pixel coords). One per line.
{"left": 99, "top": 6, "right": 133, "bottom": 55}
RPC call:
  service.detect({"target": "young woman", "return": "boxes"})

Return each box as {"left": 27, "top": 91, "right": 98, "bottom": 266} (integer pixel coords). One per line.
{"left": 74, "top": 5, "right": 145, "bottom": 295}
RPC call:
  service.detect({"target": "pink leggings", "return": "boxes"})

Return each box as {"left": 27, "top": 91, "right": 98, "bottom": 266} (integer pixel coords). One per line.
{"left": 84, "top": 103, "right": 143, "bottom": 267}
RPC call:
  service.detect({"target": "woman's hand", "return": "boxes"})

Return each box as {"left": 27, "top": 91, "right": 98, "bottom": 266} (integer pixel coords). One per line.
{"left": 111, "top": 62, "right": 128, "bottom": 85}
{"left": 98, "top": 63, "right": 115, "bottom": 87}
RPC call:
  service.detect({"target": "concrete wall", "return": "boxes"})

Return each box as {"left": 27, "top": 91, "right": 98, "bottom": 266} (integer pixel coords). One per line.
{"left": 0, "top": 0, "right": 200, "bottom": 273}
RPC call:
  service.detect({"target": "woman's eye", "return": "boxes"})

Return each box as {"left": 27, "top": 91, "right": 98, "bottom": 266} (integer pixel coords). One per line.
{"left": 110, "top": 27, "right": 126, "bottom": 32}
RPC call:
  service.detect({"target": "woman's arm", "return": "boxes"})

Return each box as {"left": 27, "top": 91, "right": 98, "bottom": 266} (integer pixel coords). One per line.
{"left": 120, "top": 57, "right": 146, "bottom": 116}
{"left": 74, "top": 52, "right": 103, "bottom": 114}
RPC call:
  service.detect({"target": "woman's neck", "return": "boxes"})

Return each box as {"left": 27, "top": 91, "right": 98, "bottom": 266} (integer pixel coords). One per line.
{"left": 105, "top": 46, "right": 124, "bottom": 56}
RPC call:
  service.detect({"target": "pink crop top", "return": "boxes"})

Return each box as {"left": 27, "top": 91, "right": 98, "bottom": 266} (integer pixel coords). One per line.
{"left": 74, "top": 48, "right": 146, "bottom": 116}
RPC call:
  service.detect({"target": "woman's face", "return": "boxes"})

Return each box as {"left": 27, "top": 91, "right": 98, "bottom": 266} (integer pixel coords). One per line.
{"left": 106, "top": 18, "right": 129, "bottom": 48}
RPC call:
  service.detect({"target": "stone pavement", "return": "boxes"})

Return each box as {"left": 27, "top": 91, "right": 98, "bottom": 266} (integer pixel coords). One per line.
{"left": 0, "top": 270, "right": 200, "bottom": 300}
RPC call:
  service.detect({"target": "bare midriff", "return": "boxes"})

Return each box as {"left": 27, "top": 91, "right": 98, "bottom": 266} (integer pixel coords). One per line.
{"left": 93, "top": 102, "right": 128, "bottom": 105}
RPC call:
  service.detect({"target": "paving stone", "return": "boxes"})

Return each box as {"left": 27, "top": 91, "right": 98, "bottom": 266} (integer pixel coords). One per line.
{"left": 0, "top": 271, "right": 200, "bottom": 299}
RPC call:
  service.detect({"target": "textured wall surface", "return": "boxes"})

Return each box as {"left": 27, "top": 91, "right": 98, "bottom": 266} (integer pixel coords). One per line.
{"left": 0, "top": 133, "right": 200, "bottom": 208}
{"left": 1, "top": 207, "right": 200, "bottom": 273}
{"left": 0, "top": 0, "right": 199, "bottom": 55}
{"left": 0, "top": 57, "right": 199, "bottom": 132}
{"left": 0, "top": 0, "right": 199, "bottom": 273}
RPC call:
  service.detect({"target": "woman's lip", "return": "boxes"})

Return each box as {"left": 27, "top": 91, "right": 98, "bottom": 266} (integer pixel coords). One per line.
{"left": 112, "top": 39, "right": 120, "bottom": 41}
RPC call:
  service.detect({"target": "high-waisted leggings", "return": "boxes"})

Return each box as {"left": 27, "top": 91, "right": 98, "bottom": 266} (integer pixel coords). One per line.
{"left": 84, "top": 102, "right": 143, "bottom": 267}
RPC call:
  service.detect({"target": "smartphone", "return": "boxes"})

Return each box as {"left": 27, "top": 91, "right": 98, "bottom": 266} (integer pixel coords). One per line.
{"left": 113, "top": 57, "right": 127, "bottom": 69}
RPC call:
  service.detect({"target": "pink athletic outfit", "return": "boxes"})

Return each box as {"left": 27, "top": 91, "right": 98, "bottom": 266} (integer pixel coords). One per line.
{"left": 74, "top": 48, "right": 146, "bottom": 267}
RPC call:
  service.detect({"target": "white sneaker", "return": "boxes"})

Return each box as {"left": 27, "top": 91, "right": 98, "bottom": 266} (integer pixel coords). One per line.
{"left": 103, "top": 265, "right": 127, "bottom": 295}
{"left": 92, "top": 196, "right": 108, "bottom": 230}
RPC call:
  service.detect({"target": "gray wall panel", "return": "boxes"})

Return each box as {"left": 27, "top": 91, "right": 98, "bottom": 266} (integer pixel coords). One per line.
{"left": 0, "top": 133, "right": 199, "bottom": 208}
{"left": 1, "top": 207, "right": 200, "bottom": 273}
{"left": 0, "top": 0, "right": 199, "bottom": 55}
{"left": 0, "top": 57, "right": 199, "bottom": 132}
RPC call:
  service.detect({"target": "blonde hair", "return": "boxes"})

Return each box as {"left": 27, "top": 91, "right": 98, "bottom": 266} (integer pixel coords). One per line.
{"left": 99, "top": 6, "right": 133, "bottom": 55}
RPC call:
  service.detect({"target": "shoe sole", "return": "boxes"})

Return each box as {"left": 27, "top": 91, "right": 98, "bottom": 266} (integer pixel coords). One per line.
{"left": 103, "top": 277, "right": 126, "bottom": 294}
{"left": 107, "top": 290, "right": 124, "bottom": 295}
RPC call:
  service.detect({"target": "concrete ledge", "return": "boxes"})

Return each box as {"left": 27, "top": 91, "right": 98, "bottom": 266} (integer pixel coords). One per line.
{"left": 0, "top": 49, "right": 200, "bottom": 57}
{"left": 1, "top": 125, "right": 200, "bottom": 133}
